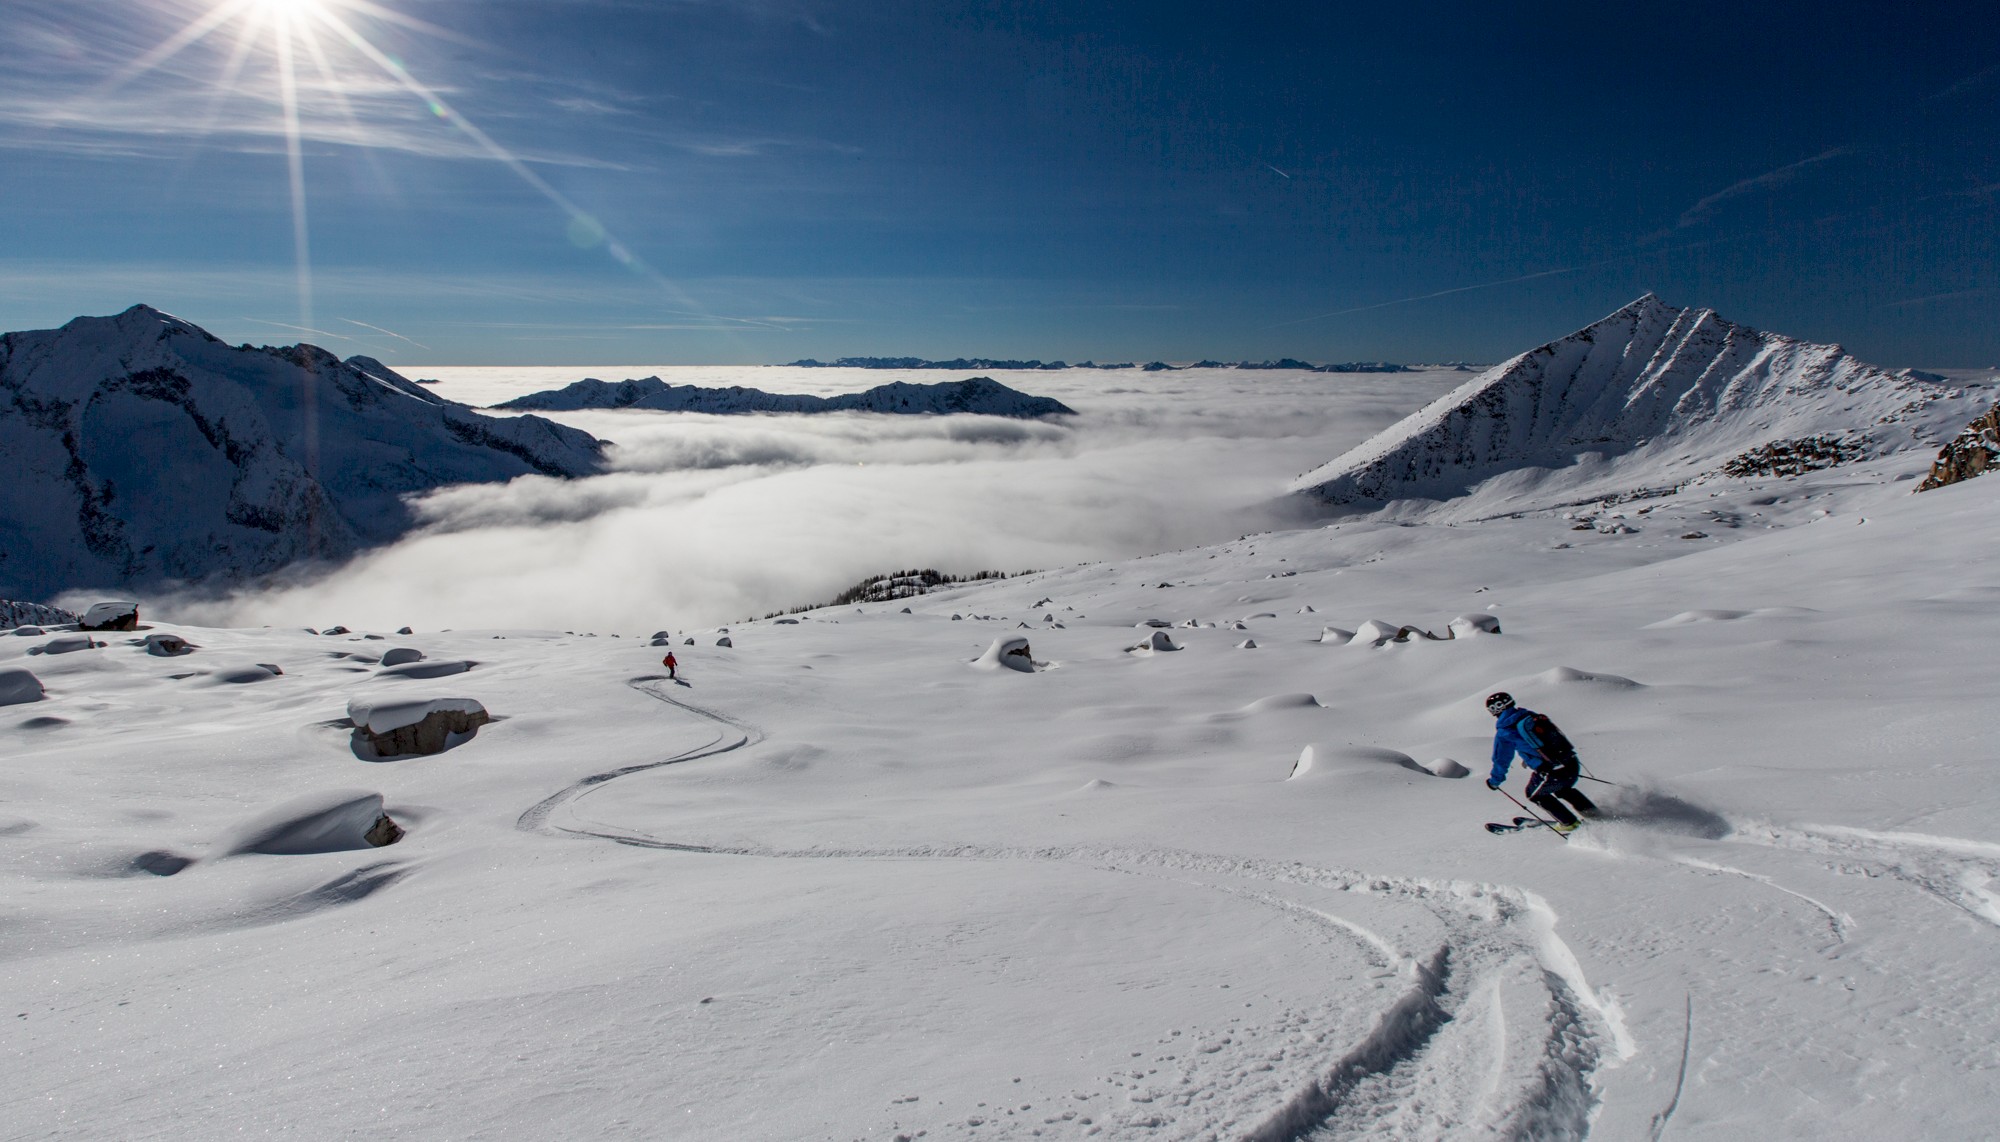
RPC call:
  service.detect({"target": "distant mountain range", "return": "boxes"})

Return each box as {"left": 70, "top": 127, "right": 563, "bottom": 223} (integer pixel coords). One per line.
{"left": 786, "top": 357, "right": 1461, "bottom": 373}
{"left": 495, "top": 375, "right": 1075, "bottom": 418}
{"left": 0, "top": 306, "right": 605, "bottom": 598}
{"left": 1290, "top": 293, "right": 1958, "bottom": 511}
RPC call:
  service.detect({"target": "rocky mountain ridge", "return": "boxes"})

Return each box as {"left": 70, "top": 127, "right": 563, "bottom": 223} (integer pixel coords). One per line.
{"left": 495, "top": 374, "right": 1075, "bottom": 417}
{"left": 1290, "top": 293, "right": 1963, "bottom": 512}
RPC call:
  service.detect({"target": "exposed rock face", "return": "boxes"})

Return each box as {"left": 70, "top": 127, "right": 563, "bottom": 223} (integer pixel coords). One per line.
{"left": 496, "top": 375, "right": 1075, "bottom": 418}
{"left": 348, "top": 696, "right": 489, "bottom": 758}
{"left": 0, "top": 306, "right": 605, "bottom": 597}
{"left": 1719, "top": 435, "right": 1866, "bottom": 478}
{"left": 1917, "top": 404, "right": 2000, "bottom": 491}
{"left": 378, "top": 647, "right": 424, "bottom": 667}
{"left": 79, "top": 601, "right": 138, "bottom": 631}
{"left": 0, "top": 599, "right": 77, "bottom": 628}
{"left": 1290, "top": 294, "right": 1953, "bottom": 510}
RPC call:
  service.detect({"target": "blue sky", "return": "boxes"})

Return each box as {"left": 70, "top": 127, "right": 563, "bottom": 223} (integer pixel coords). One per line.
{"left": 2, "top": 0, "right": 1995, "bottom": 365}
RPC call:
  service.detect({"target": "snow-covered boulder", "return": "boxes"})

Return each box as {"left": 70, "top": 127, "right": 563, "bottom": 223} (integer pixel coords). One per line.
{"left": 716, "top": 636, "right": 733, "bottom": 648}
{"left": 1318, "top": 626, "right": 1354, "bottom": 644}
{"left": 378, "top": 658, "right": 472, "bottom": 680}
{"left": 1351, "top": 620, "right": 1401, "bottom": 646}
{"left": 12, "top": 626, "right": 44, "bottom": 637}
{"left": 975, "top": 635, "right": 1038, "bottom": 672}
{"left": 1290, "top": 293, "right": 1956, "bottom": 511}
{"left": 1127, "top": 630, "right": 1180, "bottom": 653}
{"left": 219, "top": 789, "right": 404, "bottom": 855}
{"left": 379, "top": 647, "right": 424, "bottom": 667}
{"left": 347, "top": 696, "right": 489, "bottom": 758}
{"left": 209, "top": 664, "right": 282, "bottom": 684}
{"left": 1447, "top": 613, "right": 1502, "bottom": 637}
{"left": 1236, "top": 639, "right": 1258, "bottom": 649}
{"left": 0, "top": 667, "right": 44, "bottom": 706}
{"left": 142, "top": 633, "right": 196, "bottom": 656}
{"left": 79, "top": 601, "right": 138, "bottom": 632}
{"left": 1426, "top": 758, "right": 1471, "bottom": 778}
{"left": 0, "top": 306, "right": 605, "bottom": 598}
{"left": 1351, "top": 620, "right": 1444, "bottom": 646}
{"left": 31, "top": 634, "right": 100, "bottom": 655}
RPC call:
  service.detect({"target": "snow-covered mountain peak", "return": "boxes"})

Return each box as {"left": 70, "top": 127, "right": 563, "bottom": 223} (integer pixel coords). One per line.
{"left": 1289, "top": 294, "right": 1959, "bottom": 514}
{"left": 0, "top": 308, "right": 606, "bottom": 598}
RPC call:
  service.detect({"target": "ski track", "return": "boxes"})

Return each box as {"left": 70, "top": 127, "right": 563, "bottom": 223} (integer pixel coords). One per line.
{"left": 1646, "top": 993, "right": 1692, "bottom": 1142}
{"left": 513, "top": 677, "right": 1620, "bottom": 1140}
{"left": 1723, "top": 819, "right": 2000, "bottom": 930}
{"left": 1666, "top": 856, "right": 1852, "bottom": 950}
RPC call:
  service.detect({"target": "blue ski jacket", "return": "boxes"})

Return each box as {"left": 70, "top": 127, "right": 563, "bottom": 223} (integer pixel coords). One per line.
{"left": 1490, "top": 707, "right": 1552, "bottom": 784}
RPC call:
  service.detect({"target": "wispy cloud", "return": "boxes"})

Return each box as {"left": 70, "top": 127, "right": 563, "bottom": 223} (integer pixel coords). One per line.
{"left": 1882, "top": 287, "right": 1994, "bottom": 309}
{"left": 1674, "top": 148, "right": 1848, "bottom": 229}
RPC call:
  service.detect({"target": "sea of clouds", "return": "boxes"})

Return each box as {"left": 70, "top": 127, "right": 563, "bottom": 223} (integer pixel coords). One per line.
{"left": 161, "top": 367, "right": 1465, "bottom": 632}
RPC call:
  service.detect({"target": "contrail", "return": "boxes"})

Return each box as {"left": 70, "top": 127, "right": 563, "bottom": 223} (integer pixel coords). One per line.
{"left": 1263, "top": 162, "right": 1292, "bottom": 180}
{"left": 1269, "top": 266, "right": 1582, "bottom": 328}
{"left": 340, "top": 318, "right": 431, "bottom": 349}
{"left": 241, "top": 317, "right": 355, "bottom": 343}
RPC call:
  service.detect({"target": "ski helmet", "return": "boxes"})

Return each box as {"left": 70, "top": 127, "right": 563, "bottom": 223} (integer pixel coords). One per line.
{"left": 1484, "top": 691, "right": 1515, "bottom": 715}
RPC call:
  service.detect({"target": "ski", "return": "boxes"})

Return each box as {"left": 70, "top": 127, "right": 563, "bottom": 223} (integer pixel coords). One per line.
{"left": 1485, "top": 816, "right": 1546, "bottom": 835}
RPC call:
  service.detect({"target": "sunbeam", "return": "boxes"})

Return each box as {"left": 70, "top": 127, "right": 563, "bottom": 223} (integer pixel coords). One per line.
{"left": 104, "top": 0, "right": 779, "bottom": 350}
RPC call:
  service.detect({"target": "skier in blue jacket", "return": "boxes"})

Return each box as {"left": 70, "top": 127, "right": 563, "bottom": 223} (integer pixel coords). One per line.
{"left": 1486, "top": 692, "right": 1598, "bottom": 833}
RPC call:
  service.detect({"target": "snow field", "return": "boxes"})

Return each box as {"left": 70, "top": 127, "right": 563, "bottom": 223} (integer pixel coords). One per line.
{"left": 6, "top": 426, "right": 2000, "bottom": 1137}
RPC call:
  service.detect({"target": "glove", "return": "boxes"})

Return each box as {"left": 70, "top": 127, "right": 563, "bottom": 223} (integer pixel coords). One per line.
{"left": 1486, "top": 779, "right": 1502, "bottom": 790}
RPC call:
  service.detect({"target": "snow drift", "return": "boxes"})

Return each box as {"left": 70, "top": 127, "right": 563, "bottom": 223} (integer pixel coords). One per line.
{"left": 0, "top": 306, "right": 605, "bottom": 598}
{"left": 218, "top": 789, "right": 403, "bottom": 855}
{"left": 1289, "top": 293, "right": 1955, "bottom": 511}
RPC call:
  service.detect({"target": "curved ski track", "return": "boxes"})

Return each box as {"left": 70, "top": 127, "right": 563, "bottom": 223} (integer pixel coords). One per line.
{"left": 516, "top": 677, "right": 1619, "bottom": 1140}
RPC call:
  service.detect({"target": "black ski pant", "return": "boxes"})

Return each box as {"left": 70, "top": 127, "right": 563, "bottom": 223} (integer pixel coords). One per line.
{"left": 1525, "top": 758, "right": 1597, "bottom": 826}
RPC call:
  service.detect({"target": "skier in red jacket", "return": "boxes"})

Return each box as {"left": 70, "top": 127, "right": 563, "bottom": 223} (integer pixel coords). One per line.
{"left": 661, "top": 651, "right": 678, "bottom": 680}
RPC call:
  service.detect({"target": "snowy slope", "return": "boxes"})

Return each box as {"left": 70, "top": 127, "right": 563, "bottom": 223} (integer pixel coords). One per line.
{"left": 1290, "top": 294, "right": 1961, "bottom": 513}
{"left": 0, "top": 307, "right": 604, "bottom": 598}
{"left": 8, "top": 430, "right": 2000, "bottom": 1138}
{"left": 495, "top": 374, "right": 1076, "bottom": 417}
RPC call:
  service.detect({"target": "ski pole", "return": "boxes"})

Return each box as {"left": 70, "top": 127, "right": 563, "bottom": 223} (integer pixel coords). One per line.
{"left": 1494, "top": 785, "right": 1567, "bottom": 840}
{"left": 1577, "top": 773, "right": 1622, "bottom": 786}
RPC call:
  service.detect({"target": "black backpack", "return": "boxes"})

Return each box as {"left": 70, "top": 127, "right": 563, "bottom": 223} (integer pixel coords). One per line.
{"left": 1527, "top": 712, "right": 1579, "bottom": 766}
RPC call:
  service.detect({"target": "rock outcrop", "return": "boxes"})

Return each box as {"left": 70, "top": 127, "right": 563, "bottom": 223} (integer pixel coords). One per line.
{"left": 1917, "top": 404, "right": 2000, "bottom": 491}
